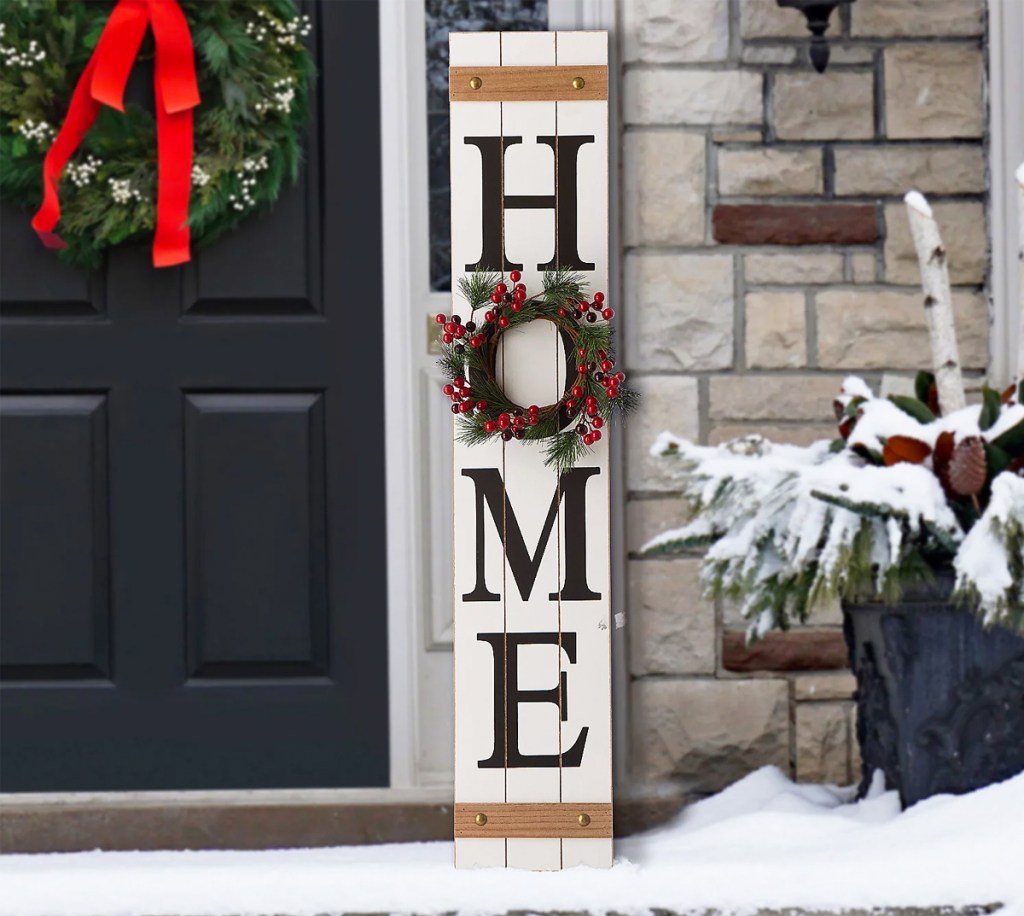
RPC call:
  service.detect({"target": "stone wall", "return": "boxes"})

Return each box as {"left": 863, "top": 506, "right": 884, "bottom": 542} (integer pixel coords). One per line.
{"left": 619, "top": 0, "right": 989, "bottom": 793}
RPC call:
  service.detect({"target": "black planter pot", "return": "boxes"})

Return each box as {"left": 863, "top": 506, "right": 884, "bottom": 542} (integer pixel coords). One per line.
{"left": 843, "top": 571, "right": 1024, "bottom": 808}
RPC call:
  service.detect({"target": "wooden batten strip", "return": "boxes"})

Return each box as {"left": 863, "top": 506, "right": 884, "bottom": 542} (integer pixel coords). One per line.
{"left": 449, "top": 65, "right": 608, "bottom": 101}
{"left": 454, "top": 803, "right": 613, "bottom": 839}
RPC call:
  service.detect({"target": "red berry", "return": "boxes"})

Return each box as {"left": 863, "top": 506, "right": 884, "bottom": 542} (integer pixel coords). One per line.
{"left": 514, "top": 288, "right": 526, "bottom": 302}
{"left": 583, "top": 433, "right": 595, "bottom": 446}
{"left": 495, "top": 283, "right": 507, "bottom": 295}
{"left": 476, "top": 400, "right": 487, "bottom": 411}
{"left": 577, "top": 364, "right": 588, "bottom": 374}
{"left": 484, "top": 310, "right": 495, "bottom": 322}
{"left": 511, "top": 302, "right": 522, "bottom": 312}
{"left": 565, "top": 399, "right": 576, "bottom": 411}
{"left": 528, "top": 415, "right": 538, "bottom": 425}
{"left": 557, "top": 307, "right": 569, "bottom": 317}
{"left": 600, "top": 359, "right": 613, "bottom": 372}
{"left": 607, "top": 387, "right": 619, "bottom": 398}
{"left": 593, "top": 430, "right": 602, "bottom": 442}
{"left": 442, "top": 333, "right": 453, "bottom": 344}
{"left": 512, "top": 416, "right": 525, "bottom": 429}
{"left": 615, "top": 371, "right": 626, "bottom": 383}
{"left": 598, "top": 350, "right": 607, "bottom": 360}
{"left": 470, "top": 336, "right": 481, "bottom": 348}
{"left": 484, "top": 421, "right": 497, "bottom": 433}
{"left": 571, "top": 385, "right": 583, "bottom": 399}
{"left": 509, "top": 270, "right": 521, "bottom": 282}
{"left": 454, "top": 326, "right": 465, "bottom": 338}
{"left": 444, "top": 322, "right": 455, "bottom": 334}
{"left": 587, "top": 404, "right": 598, "bottom": 416}
{"left": 442, "top": 384, "right": 454, "bottom": 396}
{"left": 592, "top": 417, "right": 604, "bottom": 429}
{"left": 498, "top": 316, "right": 510, "bottom": 328}
{"left": 577, "top": 347, "right": 587, "bottom": 358}
{"left": 490, "top": 292, "right": 502, "bottom": 304}
{"left": 525, "top": 405, "right": 538, "bottom": 415}
{"left": 602, "top": 308, "right": 615, "bottom": 321}
{"left": 453, "top": 377, "right": 465, "bottom": 388}
{"left": 459, "top": 401, "right": 473, "bottom": 413}
{"left": 585, "top": 395, "right": 597, "bottom": 406}
{"left": 593, "top": 292, "right": 605, "bottom": 303}
{"left": 435, "top": 313, "right": 446, "bottom": 324}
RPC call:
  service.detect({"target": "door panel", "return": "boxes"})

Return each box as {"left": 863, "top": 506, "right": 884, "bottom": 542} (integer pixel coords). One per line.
{"left": 0, "top": 1, "right": 387, "bottom": 791}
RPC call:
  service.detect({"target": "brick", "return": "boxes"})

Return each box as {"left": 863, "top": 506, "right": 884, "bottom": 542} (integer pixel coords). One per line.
{"left": 622, "top": 0, "right": 729, "bottom": 62}
{"left": 632, "top": 679, "right": 790, "bottom": 789}
{"left": 793, "top": 673, "right": 857, "bottom": 701}
{"left": 624, "top": 131, "right": 705, "bottom": 246}
{"left": 741, "top": 45, "right": 799, "bottom": 65}
{"left": 625, "top": 253, "right": 735, "bottom": 371}
{"left": 850, "top": 253, "right": 877, "bottom": 284}
{"left": 709, "top": 374, "right": 842, "bottom": 422}
{"left": 709, "top": 423, "right": 837, "bottom": 448}
{"left": 815, "top": 289, "right": 989, "bottom": 369}
{"left": 712, "top": 128, "right": 763, "bottom": 144}
{"left": 745, "top": 292, "right": 807, "bottom": 368}
{"left": 718, "top": 148, "right": 822, "bottom": 197}
{"left": 884, "top": 45, "right": 984, "bottom": 139}
{"left": 834, "top": 145, "right": 986, "bottom": 196}
{"left": 796, "top": 702, "right": 853, "bottom": 784}
{"left": 627, "top": 497, "right": 691, "bottom": 553}
{"left": 713, "top": 204, "right": 878, "bottom": 245}
{"left": 774, "top": 72, "right": 875, "bottom": 140}
{"left": 884, "top": 201, "right": 987, "bottom": 286}
{"left": 626, "top": 375, "right": 700, "bottom": 493}
{"left": 629, "top": 558, "right": 716, "bottom": 676}
{"left": 852, "top": 0, "right": 984, "bottom": 37}
{"left": 745, "top": 253, "right": 844, "bottom": 285}
{"left": 624, "top": 69, "right": 763, "bottom": 126}
{"left": 742, "top": 0, "right": 828, "bottom": 37}
{"left": 722, "top": 630, "right": 850, "bottom": 672}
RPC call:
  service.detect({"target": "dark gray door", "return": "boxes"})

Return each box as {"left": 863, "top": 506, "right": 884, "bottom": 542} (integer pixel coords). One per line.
{"left": 0, "top": 1, "right": 388, "bottom": 791}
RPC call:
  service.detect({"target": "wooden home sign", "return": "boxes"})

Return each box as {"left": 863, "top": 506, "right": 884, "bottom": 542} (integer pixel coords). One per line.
{"left": 450, "top": 31, "right": 612, "bottom": 871}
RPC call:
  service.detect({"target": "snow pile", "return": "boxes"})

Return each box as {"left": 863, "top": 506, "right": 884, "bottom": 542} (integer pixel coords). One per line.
{"left": 645, "top": 377, "right": 1024, "bottom": 634}
{"left": 3, "top": 767, "right": 1022, "bottom": 916}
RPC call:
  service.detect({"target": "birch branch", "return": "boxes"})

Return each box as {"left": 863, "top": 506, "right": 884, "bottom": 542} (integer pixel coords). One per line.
{"left": 904, "top": 190, "right": 966, "bottom": 414}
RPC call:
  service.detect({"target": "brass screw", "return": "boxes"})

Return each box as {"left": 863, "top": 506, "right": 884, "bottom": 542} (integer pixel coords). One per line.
{"left": 474, "top": 812, "right": 488, "bottom": 826}
{"left": 572, "top": 76, "right": 585, "bottom": 90}
{"left": 469, "top": 76, "right": 482, "bottom": 90}
{"left": 577, "top": 813, "right": 591, "bottom": 827}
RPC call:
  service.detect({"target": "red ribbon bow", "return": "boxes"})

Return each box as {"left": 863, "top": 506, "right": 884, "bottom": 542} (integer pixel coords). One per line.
{"left": 33, "top": 0, "right": 200, "bottom": 267}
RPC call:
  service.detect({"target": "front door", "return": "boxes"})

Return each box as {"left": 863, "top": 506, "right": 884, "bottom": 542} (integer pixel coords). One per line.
{"left": 0, "top": 1, "right": 388, "bottom": 791}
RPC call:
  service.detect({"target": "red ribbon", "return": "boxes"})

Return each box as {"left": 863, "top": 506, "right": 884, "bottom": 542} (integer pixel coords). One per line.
{"left": 32, "top": 0, "right": 199, "bottom": 267}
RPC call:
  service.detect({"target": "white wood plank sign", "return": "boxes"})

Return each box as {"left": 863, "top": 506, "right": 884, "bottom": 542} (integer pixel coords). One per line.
{"left": 449, "top": 31, "right": 611, "bottom": 871}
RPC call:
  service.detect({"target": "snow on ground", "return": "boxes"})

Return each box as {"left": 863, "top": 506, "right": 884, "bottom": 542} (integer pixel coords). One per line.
{"left": 3, "top": 766, "right": 1022, "bottom": 916}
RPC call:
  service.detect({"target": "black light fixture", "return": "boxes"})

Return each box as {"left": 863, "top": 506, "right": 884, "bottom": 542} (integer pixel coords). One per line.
{"left": 776, "top": 0, "right": 856, "bottom": 73}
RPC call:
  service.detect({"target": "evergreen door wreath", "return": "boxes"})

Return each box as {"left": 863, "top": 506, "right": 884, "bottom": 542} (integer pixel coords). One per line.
{"left": 0, "top": 0, "right": 313, "bottom": 267}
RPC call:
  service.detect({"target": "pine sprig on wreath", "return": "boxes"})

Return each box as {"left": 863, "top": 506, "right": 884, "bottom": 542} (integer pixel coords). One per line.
{"left": 437, "top": 267, "right": 637, "bottom": 473}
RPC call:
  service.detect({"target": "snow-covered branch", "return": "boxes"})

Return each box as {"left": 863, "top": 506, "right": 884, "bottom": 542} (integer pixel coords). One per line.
{"left": 904, "top": 191, "right": 966, "bottom": 414}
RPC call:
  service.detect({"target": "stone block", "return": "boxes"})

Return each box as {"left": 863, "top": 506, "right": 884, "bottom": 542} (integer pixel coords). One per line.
{"left": 815, "top": 289, "right": 989, "bottom": 369}
{"left": 884, "top": 45, "right": 983, "bottom": 139}
{"left": 745, "top": 253, "right": 844, "bottom": 285}
{"left": 624, "top": 69, "right": 763, "bottom": 126}
{"left": 624, "top": 131, "right": 705, "bottom": 246}
{"left": 709, "top": 423, "right": 837, "bottom": 448}
{"left": 834, "top": 145, "right": 986, "bottom": 196}
{"left": 795, "top": 702, "right": 853, "bottom": 785}
{"left": 622, "top": 0, "right": 730, "bottom": 62}
{"left": 883, "top": 201, "right": 987, "bottom": 286}
{"left": 745, "top": 292, "right": 807, "bottom": 368}
{"left": 852, "top": 0, "right": 984, "bottom": 37}
{"left": 713, "top": 204, "right": 878, "bottom": 245}
{"left": 629, "top": 558, "right": 717, "bottom": 676}
{"left": 775, "top": 72, "right": 875, "bottom": 140}
{"left": 626, "top": 375, "right": 700, "bottom": 493}
{"left": 626, "top": 497, "right": 691, "bottom": 554}
{"left": 793, "top": 673, "right": 857, "bottom": 701}
{"left": 709, "top": 374, "right": 843, "bottom": 422}
{"left": 632, "top": 678, "right": 790, "bottom": 789}
{"left": 742, "top": 0, "right": 826, "bottom": 37}
{"left": 718, "top": 148, "right": 822, "bottom": 197}
{"left": 712, "top": 128, "right": 764, "bottom": 144}
{"left": 850, "top": 253, "right": 877, "bottom": 284}
{"left": 741, "top": 45, "right": 799, "bottom": 65}
{"left": 625, "top": 253, "right": 735, "bottom": 371}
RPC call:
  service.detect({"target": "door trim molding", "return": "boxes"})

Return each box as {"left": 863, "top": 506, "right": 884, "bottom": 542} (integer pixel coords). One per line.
{"left": 379, "top": 0, "right": 619, "bottom": 790}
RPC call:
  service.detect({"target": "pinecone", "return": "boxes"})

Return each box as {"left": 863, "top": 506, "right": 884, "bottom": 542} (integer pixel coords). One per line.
{"left": 948, "top": 436, "right": 987, "bottom": 497}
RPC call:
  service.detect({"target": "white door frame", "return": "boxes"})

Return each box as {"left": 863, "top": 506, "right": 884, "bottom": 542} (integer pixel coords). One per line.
{"left": 989, "top": 0, "right": 1024, "bottom": 385}
{"left": 380, "top": 0, "right": 620, "bottom": 790}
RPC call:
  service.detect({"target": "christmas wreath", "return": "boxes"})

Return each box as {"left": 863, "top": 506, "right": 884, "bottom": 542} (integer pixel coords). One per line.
{"left": 437, "top": 268, "right": 638, "bottom": 472}
{"left": 0, "top": 0, "right": 313, "bottom": 267}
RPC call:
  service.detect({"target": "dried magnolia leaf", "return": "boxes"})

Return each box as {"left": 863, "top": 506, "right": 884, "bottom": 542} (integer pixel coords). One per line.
{"left": 1002, "top": 383, "right": 1018, "bottom": 405}
{"left": 883, "top": 435, "right": 932, "bottom": 467}
{"left": 948, "top": 436, "right": 987, "bottom": 497}
{"left": 933, "top": 430, "right": 956, "bottom": 495}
